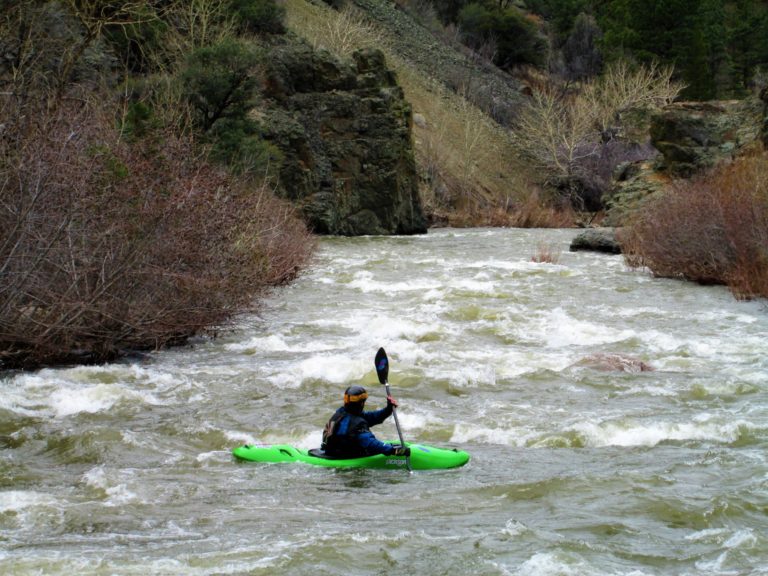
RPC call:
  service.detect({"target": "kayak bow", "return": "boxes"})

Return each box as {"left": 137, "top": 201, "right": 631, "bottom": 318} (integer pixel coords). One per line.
{"left": 232, "top": 442, "right": 469, "bottom": 470}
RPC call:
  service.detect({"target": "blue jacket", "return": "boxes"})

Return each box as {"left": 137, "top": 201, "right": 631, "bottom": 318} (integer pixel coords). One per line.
{"left": 321, "top": 404, "right": 395, "bottom": 457}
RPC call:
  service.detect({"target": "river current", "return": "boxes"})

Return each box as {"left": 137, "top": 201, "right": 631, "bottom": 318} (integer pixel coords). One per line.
{"left": 2, "top": 228, "right": 767, "bottom": 575}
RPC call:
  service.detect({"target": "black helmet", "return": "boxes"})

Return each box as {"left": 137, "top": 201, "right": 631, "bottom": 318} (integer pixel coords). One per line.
{"left": 344, "top": 385, "right": 368, "bottom": 409}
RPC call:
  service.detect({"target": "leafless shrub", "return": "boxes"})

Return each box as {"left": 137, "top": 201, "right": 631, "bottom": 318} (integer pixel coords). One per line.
{"left": 582, "top": 60, "right": 684, "bottom": 137}
{"left": 508, "top": 190, "right": 577, "bottom": 228}
{"left": 512, "top": 85, "right": 599, "bottom": 182}
{"left": 302, "top": 4, "right": 383, "bottom": 58}
{"left": 0, "top": 95, "right": 315, "bottom": 367}
{"left": 623, "top": 154, "right": 768, "bottom": 299}
{"left": 531, "top": 242, "right": 560, "bottom": 264}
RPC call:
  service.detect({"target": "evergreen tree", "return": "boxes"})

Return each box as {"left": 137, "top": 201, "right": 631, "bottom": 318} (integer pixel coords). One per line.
{"left": 458, "top": 3, "right": 547, "bottom": 69}
{"left": 562, "top": 12, "right": 603, "bottom": 80}
{"left": 726, "top": 0, "right": 768, "bottom": 92}
{"left": 598, "top": 0, "right": 768, "bottom": 98}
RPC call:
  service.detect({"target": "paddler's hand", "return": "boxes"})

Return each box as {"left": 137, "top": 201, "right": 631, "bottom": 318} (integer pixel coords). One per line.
{"left": 392, "top": 446, "right": 410, "bottom": 457}
{"left": 386, "top": 395, "right": 399, "bottom": 408}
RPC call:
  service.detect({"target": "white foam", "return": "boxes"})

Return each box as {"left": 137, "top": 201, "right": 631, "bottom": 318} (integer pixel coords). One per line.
{"left": 499, "top": 350, "right": 575, "bottom": 377}
{"left": 348, "top": 270, "right": 442, "bottom": 294}
{"left": 82, "top": 466, "right": 140, "bottom": 507}
{"left": 268, "top": 353, "right": 367, "bottom": 388}
{"left": 513, "top": 551, "right": 593, "bottom": 576}
{"left": 438, "top": 362, "right": 498, "bottom": 389}
{"left": 571, "top": 417, "right": 751, "bottom": 447}
{"left": 448, "top": 278, "right": 498, "bottom": 294}
{"left": 296, "top": 430, "right": 323, "bottom": 449}
{"left": 451, "top": 423, "right": 529, "bottom": 447}
{"left": 685, "top": 527, "right": 731, "bottom": 543}
{"left": 724, "top": 529, "right": 758, "bottom": 549}
{"left": 0, "top": 490, "right": 57, "bottom": 513}
{"left": 50, "top": 383, "right": 162, "bottom": 418}
{"left": 225, "top": 334, "right": 335, "bottom": 354}
{"left": 520, "top": 308, "right": 637, "bottom": 348}
{"left": 390, "top": 410, "right": 428, "bottom": 430}
{"left": 501, "top": 519, "right": 530, "bottom": 538}
{"left": 1, "top": 363, "right": 187, "bottom": 420}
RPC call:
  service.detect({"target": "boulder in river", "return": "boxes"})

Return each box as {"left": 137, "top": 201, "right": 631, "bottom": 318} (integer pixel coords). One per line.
{"left": 569, "top": 228, "right": 623, "bottom": 254}
{"left": 574, "top": 353, "right": 654, "bottom": 373}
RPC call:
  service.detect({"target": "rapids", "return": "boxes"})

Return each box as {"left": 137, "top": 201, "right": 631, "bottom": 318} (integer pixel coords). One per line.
{"left": 2, "top": 228, "right": 767, "bottom": 575}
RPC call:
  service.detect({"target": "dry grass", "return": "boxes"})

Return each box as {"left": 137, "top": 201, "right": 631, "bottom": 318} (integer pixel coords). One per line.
{"left": 623, "top": 153, "right": 768, "bottom": 299}
{"left": 285, "top": 1, "right": 383, "bottom": 57}
{"left": 283, "top": 0, "right": 536, "bottom": 226}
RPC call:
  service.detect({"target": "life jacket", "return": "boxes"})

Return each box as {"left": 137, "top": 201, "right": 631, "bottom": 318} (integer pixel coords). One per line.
{"left": 321, "top": 407, "right": 368, "bottom": 458}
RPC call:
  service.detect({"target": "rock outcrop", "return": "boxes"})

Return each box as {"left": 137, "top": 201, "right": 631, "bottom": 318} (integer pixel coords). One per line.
{"left": 262, "top": 44, "right": 427, "bottom": 235}
{"left": 605, "top": 95, "right": 767, "bottom": 225}
{"left": 650, "top": 99, "right": 764, "bottom": 177}
{"left": 603, "top": 158, "right": 668, "bottom": 226}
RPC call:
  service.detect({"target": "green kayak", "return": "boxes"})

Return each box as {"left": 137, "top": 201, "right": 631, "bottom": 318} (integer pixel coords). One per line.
{"left": 232, "top": 442, "right": 470, "bottom": 470}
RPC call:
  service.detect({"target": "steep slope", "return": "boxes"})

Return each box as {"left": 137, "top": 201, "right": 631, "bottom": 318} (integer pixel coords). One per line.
{"left": 284, "top": 0, "right": 537, "bottom": 224}
{"left": 350, "top": 0, "right": 525, "bottom": 113}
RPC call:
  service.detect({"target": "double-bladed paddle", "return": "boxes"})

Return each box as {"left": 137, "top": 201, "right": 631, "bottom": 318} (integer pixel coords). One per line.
{"left": 375, "top": 347, "right": 411, "bottom": 472}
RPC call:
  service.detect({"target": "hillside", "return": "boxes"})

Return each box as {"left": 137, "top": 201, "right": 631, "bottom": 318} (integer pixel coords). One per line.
{"left": 283, "top": 0, "right": 556, "bottom": 226}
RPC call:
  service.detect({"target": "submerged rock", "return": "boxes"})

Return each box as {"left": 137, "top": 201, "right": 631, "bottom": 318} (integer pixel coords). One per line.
{"left": 574, "top": 353, "right": 654, "bottom": 373}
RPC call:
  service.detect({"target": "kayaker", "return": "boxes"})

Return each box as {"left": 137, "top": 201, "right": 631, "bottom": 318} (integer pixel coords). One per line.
{"left": 321, "top": 385, "right": 411, "bottom": 459}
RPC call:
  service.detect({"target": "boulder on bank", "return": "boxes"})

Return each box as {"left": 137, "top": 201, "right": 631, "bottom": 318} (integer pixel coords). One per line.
{"left": 569, "top": 228, "right": 623, "bottom": 254}
{"left": 263, "top": 45, "right": 427, "bottom": 235}
{"left": 603, "top": 157, "right": 668, "bottom": 227}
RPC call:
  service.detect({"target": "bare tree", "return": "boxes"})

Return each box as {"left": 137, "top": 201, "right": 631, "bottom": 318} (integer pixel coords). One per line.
{"left": 511, "top": 86, "right": 599, "bottom": 184}
{"left": 511, "top": 60, "right": 684, "bottom": 206}
{"left": 583, "top": 60, "right": 684, "bottom": 140}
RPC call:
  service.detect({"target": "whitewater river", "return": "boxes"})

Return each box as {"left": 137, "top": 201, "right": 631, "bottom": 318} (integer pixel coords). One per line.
{"left": 2, "top": 228, "right": 767, "bottom": 575}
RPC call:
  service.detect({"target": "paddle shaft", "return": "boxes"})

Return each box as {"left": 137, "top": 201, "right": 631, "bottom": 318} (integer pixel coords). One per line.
{"left": 384, "top": 382, "right": 406, "bottom": 447}
{"left": 375, "top": 347, "right": 411, "bottom": 472}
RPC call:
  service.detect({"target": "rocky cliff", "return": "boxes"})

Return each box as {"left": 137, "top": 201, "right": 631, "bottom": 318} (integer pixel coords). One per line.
{"left": 262, "top": 44, "right": 427, "bottom": 235}
{"left": 605, "top": 91, "right": 768, "bottom": 226}
{"left": 650, "top": 98, "right": 765, "bottom": 176}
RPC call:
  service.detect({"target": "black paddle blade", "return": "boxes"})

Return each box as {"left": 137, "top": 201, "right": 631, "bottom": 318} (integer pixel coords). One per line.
{"left": 375, "top": 347, "right": 389, "bottom": 384}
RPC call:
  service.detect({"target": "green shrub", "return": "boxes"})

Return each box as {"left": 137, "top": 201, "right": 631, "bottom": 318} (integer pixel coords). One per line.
{"left": 458, "top": 3, "right": 546, "bottom": 69}
{"left": 102, "top": 5, "right": 169, "bottom": 73}
{"left": 181, "top": 39, "right": 262, "bottom": 131}
{"left": 231, "top": 0, "right": 286, "bottom": 34}
{"left": 120, "top": 101, "right": 161, "bottom": 141}
{"left": 208, "top": 117, "right": 283, "bottom": 177}
{"left": 180, "top": 39, "right": 282, "bottom": 175}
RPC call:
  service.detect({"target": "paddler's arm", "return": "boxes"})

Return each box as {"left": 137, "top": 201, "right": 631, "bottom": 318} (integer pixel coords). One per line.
{"left": 362, "top": 395, "right": 398, "bottom": 426}
{"left": 357, "top": 430, "right": 397, "bottom": 455}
